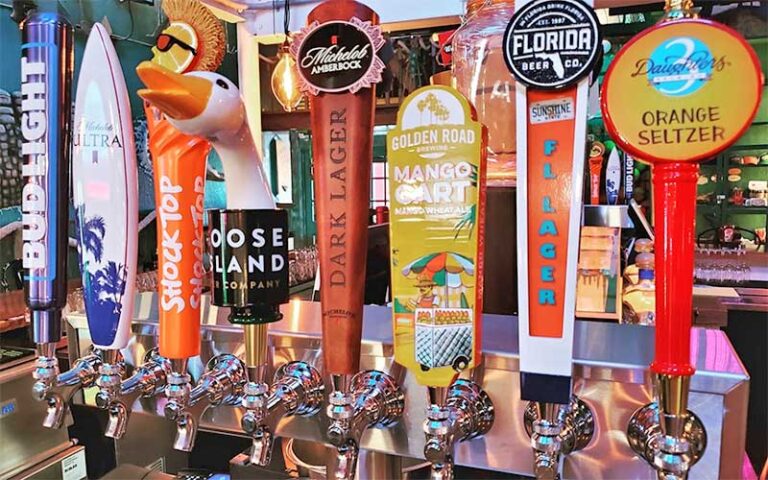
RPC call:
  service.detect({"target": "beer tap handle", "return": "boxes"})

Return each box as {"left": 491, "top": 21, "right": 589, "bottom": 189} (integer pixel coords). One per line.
{"left": 301, "top": 0, "right": 382, "bottom": 377}
{"left": 649, "top": 162, "right": 697, "bottom": 378}
{"left": 73, "top": 21, "right": 138, "bottom": 356}
{"left": 22, "top": 12, "right": 73, "bottom": 395}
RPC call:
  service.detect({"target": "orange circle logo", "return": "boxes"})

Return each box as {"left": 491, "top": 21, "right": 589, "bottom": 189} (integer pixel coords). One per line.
{"left": 601, "top": 19, "right": 763, "bottom": 164}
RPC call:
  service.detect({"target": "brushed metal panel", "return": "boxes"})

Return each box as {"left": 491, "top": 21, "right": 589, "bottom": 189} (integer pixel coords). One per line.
{"left": 65, "top": 295, "right": 749, "bottom": 479}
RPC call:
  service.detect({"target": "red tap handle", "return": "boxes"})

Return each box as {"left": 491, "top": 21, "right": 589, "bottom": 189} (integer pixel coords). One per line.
{"left": 649, "top": 162, "right": 697, "bottom": 377}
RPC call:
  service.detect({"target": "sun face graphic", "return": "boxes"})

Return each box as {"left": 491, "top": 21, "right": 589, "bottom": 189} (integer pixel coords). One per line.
{"left": 150, "top": 0, "right": 226, "bottom": 74}
{"left": 152, "top": 22, "right": 200, "bottom": 73}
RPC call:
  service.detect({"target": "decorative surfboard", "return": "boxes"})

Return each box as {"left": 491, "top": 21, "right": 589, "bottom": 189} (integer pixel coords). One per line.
{"left": 388, "top": 85, "right": 487, "bottom": 388}
{"left": 72, "top": 23, "right": 138, "bottom": 350}
{"left": 504, "top": 0, "right": 600, "bottom": 404}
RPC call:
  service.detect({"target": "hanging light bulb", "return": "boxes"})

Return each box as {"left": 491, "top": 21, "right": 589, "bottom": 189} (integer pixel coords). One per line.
{"left": 271, "top": 41, "right": 303, "bottom": 112}
{"left": 271, "top": 0, "right": 303, "bottom": 112}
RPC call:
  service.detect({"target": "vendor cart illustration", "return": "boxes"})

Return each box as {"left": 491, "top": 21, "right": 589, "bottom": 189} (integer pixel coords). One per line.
{"left": 402, "top": 252, "right": 475, "bottom": 371}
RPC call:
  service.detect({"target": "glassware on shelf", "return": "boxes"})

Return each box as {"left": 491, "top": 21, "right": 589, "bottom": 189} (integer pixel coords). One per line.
{"left": 452, "top": 0, "right": 517, "bottom": 187}
{"left": 693, "top": 246, "right": 752, "bottom": 285}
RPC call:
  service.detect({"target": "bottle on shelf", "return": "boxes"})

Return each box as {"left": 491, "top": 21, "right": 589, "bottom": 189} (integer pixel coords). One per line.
{"left": 622, "top": 239, "right": 655, "bottom": 325}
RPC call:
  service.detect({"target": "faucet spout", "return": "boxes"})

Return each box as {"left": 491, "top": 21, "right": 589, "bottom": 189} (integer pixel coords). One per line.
{"left": 333, "top": 440, "right": 360, "bottom": 480}
{"left": 627, "top": 375, "right": 707, "bottom": 480}
{"left": 326, "top": 371, "right": 404, "bottom": 480}
{"left": 241, "top": 361, "right": 324, "bottom": 466}
{"left": 423, "top": 380, "right": 494, "bottom": 480}
{"left": 98, "top": 350, "right": 171, "bottom": 439}
{"left": 165, "top": 354, "right": 246, "bottom": 452}
{"left": 524, "top": 396, "right": 595, "bottom": 480}
{"left": 33, "top": 352, "right": 103, "bottom": 428}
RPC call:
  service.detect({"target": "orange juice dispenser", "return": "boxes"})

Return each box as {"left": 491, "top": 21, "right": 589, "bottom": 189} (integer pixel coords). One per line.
{"left": 388, "top": 85, "right": 494, "bottom": 480}
{"left": 505, "top": 0, "right": 601, "bottom": 476}
{"left": 292, "top": 2, "right": 404, "bottom": 478}
{"left": 601, "top": 0, "right": 763, "bottom": 476}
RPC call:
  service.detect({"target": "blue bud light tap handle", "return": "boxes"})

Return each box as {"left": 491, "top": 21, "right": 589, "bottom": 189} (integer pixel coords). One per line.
{"left": 20, "top": 12, "right": 74, "bottom": 347}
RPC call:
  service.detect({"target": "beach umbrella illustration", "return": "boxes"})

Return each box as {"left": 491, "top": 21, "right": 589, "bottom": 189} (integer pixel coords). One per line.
{"left": 402, "top": 252, "right": 474, "bottom": 307}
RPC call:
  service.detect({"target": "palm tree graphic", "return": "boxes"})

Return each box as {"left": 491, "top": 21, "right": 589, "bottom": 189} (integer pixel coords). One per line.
{"left": 94, "top": 261, "right": 127, "bottom": 315}
{"left": 75, "top": 204, "right": 106, "bottom": 263}
{"left": 75, "top": 204, "right": 127, "bottom": 322}
{"left": 417, "top": 93, "right": 450, "bottom": 124}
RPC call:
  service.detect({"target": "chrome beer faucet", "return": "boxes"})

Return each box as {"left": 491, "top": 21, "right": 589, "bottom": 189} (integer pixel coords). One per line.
{"left": 32, "top": 345, "right": 103, "bottom": 429}
{"left": 240, "top": 361, "right": 324, "bottom": 466}
{"left": 327, "top": 371, "right": 405, "bottom": 480}
{"left": 523, "top": 396, "right": 595, "bottom": 479}
{"left": 423, "top": 380, "right": 494, "bottom": 480}
{"left": 164, "top": 354, "right": 247, "bottom": 452}
{"left": 95, "top": 349, "right": 171, "bottom": 439}
{"left": 627, "top": 375, "right": 707, "bottom": 480}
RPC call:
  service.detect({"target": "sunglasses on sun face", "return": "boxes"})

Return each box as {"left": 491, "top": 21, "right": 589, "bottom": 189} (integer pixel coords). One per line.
{"left": 156, "top": 33, "right": 197, "bottom": 55}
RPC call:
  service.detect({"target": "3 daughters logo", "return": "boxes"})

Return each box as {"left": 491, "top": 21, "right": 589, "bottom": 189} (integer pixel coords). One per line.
{"left": 632, "top": 36, "right": 726, "bottom": 97}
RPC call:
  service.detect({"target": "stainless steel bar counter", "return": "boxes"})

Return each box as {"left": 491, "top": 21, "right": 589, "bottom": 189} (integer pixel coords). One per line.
{"left": 66, "top": 294, "right": 749, "bottom": 479}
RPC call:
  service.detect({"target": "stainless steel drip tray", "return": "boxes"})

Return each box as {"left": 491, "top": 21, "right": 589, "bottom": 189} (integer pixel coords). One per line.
{"left": 66, "top": 293, "right": 749, "bottom": 479}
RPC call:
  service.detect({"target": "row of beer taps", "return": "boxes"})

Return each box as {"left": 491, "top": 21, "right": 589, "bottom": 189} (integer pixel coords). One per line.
{"left": 23, "top": 4, "right": 706, "bottom": 480}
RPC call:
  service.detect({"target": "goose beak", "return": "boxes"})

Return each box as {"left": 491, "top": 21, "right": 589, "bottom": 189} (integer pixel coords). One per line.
{"left": 136, "top": 61, "right": 212, "bottom": 120}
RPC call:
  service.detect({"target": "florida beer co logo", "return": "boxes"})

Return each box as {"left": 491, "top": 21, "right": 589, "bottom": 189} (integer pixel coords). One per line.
{"left": 503, "top": 0, "right": 601, "bottom": 89}
{"left": 291, "top": 17, "right": 385, "bottom": 95}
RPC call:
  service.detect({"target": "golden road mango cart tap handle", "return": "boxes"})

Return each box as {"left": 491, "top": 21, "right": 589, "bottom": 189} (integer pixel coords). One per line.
{"left": 387, "top": 85, "right": 488, "bottom": 389}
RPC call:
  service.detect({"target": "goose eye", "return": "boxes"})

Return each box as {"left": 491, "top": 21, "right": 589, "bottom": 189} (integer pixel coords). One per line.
{"left": 216, "top": 79, "right": 229, "bottom": 89}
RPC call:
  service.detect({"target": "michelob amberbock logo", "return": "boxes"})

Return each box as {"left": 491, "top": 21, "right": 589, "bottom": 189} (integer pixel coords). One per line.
{"left": 503, "top": 0, "right": 600, "bottom": 89}
{"left": 209, "top": 209, "right": 289, "bottom": 308}
{"left": 291, "top": 17, "right": 385, "bottom": 95}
